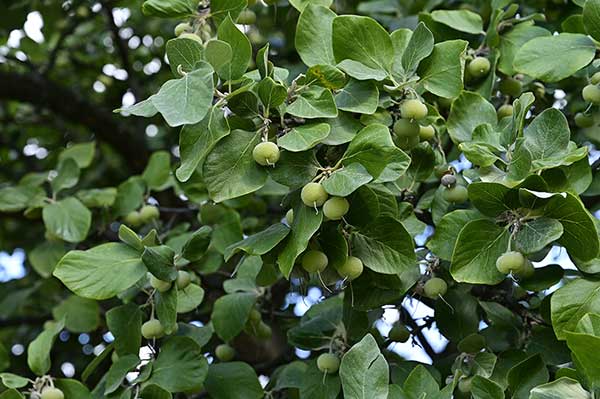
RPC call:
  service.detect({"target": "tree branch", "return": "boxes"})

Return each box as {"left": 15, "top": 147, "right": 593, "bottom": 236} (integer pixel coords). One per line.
{"left": 400, "top": 306, "right": 440, "bottom": 361}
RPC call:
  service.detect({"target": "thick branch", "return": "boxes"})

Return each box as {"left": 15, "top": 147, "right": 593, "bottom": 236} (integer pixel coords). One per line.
{"left": 0, "top": 70, "right": 148, "bottom": 171}
{"left": 400, "top": 306, "right": 439, "bottom": 361}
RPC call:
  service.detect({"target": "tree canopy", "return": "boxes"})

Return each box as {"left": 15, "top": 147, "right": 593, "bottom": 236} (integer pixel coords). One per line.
{"left": 0, "top": 0, "right": 600, "bottom": 398}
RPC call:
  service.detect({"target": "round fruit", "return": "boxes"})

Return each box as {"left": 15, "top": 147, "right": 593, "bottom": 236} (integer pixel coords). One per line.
{"left": 388, "top": 323, "right": 410, "bottom": 342}
{"left": 495, "top": 251, "right": 526, "bottom": 274}
{"left": 497, "top": 104, "right": 514, "bottom": 119}
{"left": 248, "top": 308, "right": 262, "bottom": 323}
{"left": 423, "top": 277, "right": 448, "bottom": 298}
{"left": 252, "top": 141, "right": 280, "bottom": 166}
{"left": 174, "top": 22, "right": 191, "bottom": 36}
{"left": 140, "top": 205, "right": 160, "bottom": 222}
{"left": 301, "top": 250, "right": 328, "bottom": 273}
{"left": 301, "top": 182, "right": 328, "bottom": 207}
{"left": 215, "top": 344, "right": 235, "bottom": 361}
{"left": 533, "top": 82, "right": 546, "bottom": 99}
{"left": 285, "top": 209, "right": 294, "bottom": 224}
{"left": 317, "top": 353, "right": 340, "bottom": 374}
{"left": 582, "top": 84, "right": 600, "bottom": 104}
{"left": 419, "top": 124, "right": 435, "bottom": 141}
{"left": 442, "top": 185, "right": 468, "bottom": 203}
{"left": 517, "top": 259, "right": 535, "bottom": 279}
{"left": 141, "top": 319, "right": 165, "bottom": 339}
{"left": 393, "top": 118, "right": 420, "bottom": 137}
{"left": 41, "top": 387, "right": 64, "bottom": 399}
{"left": 400, "top": 99, "right": 428, "bottom": 120}
{"left": 440, "top": 174, "right": 456, "bottom": 187}
{"left": 176, "top": 270, "right": 192, "bottom": 289}
{"left": 498, "top": 77, "right": 522, "bottom": 97}
{"left": 124, "top": 211, "right": 142, "bottom": 226}
{"left": 575, "top": 112, "right": 594, "bottom": 128}
{"left": 457, "top": 333, "right": 486, "bottom": 353}
{"left": 337, "top": 256, "right": 363, "bottom": 281}
{"left": 237, "top": 9, "right": 256, "bottom": 24}
{"left": 592, "top": 71, "right": 600, "bottom": 85}
{"left": 322, "top": 197, "right": 350, "bottom": 220}
{"left": 256, "top": 321, "right": 272, "bottom": 339}
{"left": 458, "top": 377, "right": 472, "bottom": 393}
{"left": 149, "top": 274, "right": 172, "bottom": 292}
{"left": 395, "top": 133, "right": 420, "bottom": 150}
{"left": 467, "top": 57, "right": 491, "bottom": 79}
{"left": 178, "top": 32, "right": 203, "bottom": 44}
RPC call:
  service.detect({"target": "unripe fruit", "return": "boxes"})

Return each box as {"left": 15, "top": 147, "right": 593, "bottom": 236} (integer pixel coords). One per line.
{"left": 388, "top": 323, "right": 410, "bottom": 342}
{"left": 176, "top": 270, "right": 192, "bottom": 289}
{"left": 252, "top": 141, "right": 280, "bottom": 166}
{"left": 592, "top": 72, "right": 600, "bottom": 85}
{"left": 442, "top": 185, "right": 468, "bottom": 203}
{"left": 215, "top": 344, "right": 235, "bottom": 361}
{"left": 497, "top": 104, "right": 514, "bottom": 119}
{"left": 301, "top": 250, "right": 328, "bottom": 273}
{"left": 141, "top": 319, "right": 165, "bottom": 339}
{"left": 419, "top": 124, "right": 435, "bottom": 141}
{"left": 575, "top": 112, "right": 594, "bottom": 128}
{"left": 498, "top": 77, "right": 522, "bottom": 97}
{"left": 322, "top": 197, "right": 350, "bottom": 220}
{"left": 400, "top": 99, "right": 428, "bottom": 120}
{"left": 467, "top": 57, "right": 491, "bottom": 79}
{"left": 285, "top": 209, "right": 294, "bottom": 224}
{"left": 440, "top": 174, "right": 456, "bottom": 187}
{"left": 393, "top": 119, "right": 420, "bottom": 137}
{"left": 149, "top": 274, "right": 172, "bottom": 292}
{"left": 174, "top": 22, "right": 191, "bottom": 37}
{"left": 316, "top": 353, "right": 340, "bottom": 374}
{"left": 301, "top": 182, "right": 328, "bottom": 207}
{"left": 337, "top": 256, "right": 363, "bottom": 281}
{"left": 582, "top": 84, "right": 600, "bottom": 104}
{"left": 533, "top": 82, "right": 546, "bottom": 99}
{"left": 495, "top": 251, "right": 526, "bottom": 274}
{"left": 178, "top": 32, "right": 203, "bottom": 44}
{"left": 248, "top": 308, "right": 262, "bottom": 323}
{"left": 423, "top": 277, "right": 447, "bottom": 298}
{"left": 124, "top": 211, "right": 142, "bottom": 226}
{"left": 256, "top": 321, "right": 272, "bottom": 339}
{"left": 237, "top": 9, "right": 256, "bottom": 24}
{"left": 41, "top": 387, "right": 64, "bottom": 399}
{"left": 140, "top": 205, "right": 160, "bottom": 222}
{"left": 458, "top": 377, "right": 472, "bottom": 393}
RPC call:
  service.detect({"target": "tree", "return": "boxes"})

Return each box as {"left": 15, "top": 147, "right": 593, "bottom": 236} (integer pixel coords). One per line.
{"left": 0, "top": 0, "right": 599, "bottom": 397}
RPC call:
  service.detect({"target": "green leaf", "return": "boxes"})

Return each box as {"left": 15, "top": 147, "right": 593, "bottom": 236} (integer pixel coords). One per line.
{"left": 205, "top": 362, "right": 264, "bottom": 399}
{"left": 295, "top": 5, "right": 336, "bottom": 66}
{"left": 289, "top": 0, "right": 332, "bottom": 11}
{"left": 472, "top": 376, "right": 504, "bottom": 399}
{"left": 52, "top": 295, "right": 99, "bottom": 333}
{"left": 514, "top": 33, "right": 595, "bottom": 82}
{"left": 529, "top": 377, "right": 591, "bottom": 399}
{"left": 507, "top": 354, "right": 549, "bottom": 399}
{"left": 29, "top": 241, "right": 65, "bottom": 278}
{"left": 105, "top": 355, "right": 140, "bottom": 395}
{"left": 76, "top": 187, "right": 117, "bottom": 208}
{"left": 405, "top": 142, "right": 435, "bottom": 183}
{"left": 299, "top": 360, "right": 341, "bottom": 399}
{"left": 287, "top": 86, "right": 338, "bottom": 119}
{"left": 514, "top": 218, "right": 563, "bottom": 255}
{"left": 59, "top": 142, "right": 96, "bottom": 168}
{"left": 106, "top": 303, "right": 143, "bottom": 356}
{"left": 0, "top": 185, "right": 45, "bottom": 213}
{"left": 447, "top": 91, "right": 497, "bottom": 143}
{"left": 54, "top": 243, "right": 146, "bottom": 300}
{"left": 51, "top": 158, "right": 80, "bottom": 194}
{"left": 147, "top": 336, "right": 208, "bottom": 392}
{"left": 565, "top": 331, "right": 600, "bottom": 387}
{"left": 278, "top": 123, "right": 331, "bottom": 152}
{"left": 435, "top": 287, "right": 480, "bottom": 341}
{"left": 268, "top": 149, "right": 320, "bottom": 189}
{"left": 211, "top": 292, "right": 256, "bottom": 341}
{"left": 403, "top": 365, "right": 439, "bottom": 398}
{"left": 141, "top": 0, "right": 196, "bottom": 17}
{"left": 217, "top": 15, "right": 252, "bottom": 80}
{"left": 428, "top": 209, "right": 483, "bottom": 261}
{"left": 584, "top": 0, "right": 600, "bottom": 41}
{"left": 518, "top": 265, "right": 564, "bottom": 292}
{"left": 431, "top": 9, "right": 483, "bottom": 34}
{"left": 113, "top": 176, "right": 146, "bottom": 216}
{"left": 0, "top": 373, "right": 29, "bottom": 389}
{"left": 257, "top": 77, "right": 287, "bottom": 110}
{"left": 177, "top": 284, "right": 204, "bottom": 313}
{"left": 418, "top": 39, "right": 468, "bottom": 98}
{"left": 140, "top": 384, "right": 172, "bottom": 399}
{"left": 43, "top": 197, "right": 91, "bottom": 243}
{"left": 450, "top": 219, "right": 510, "bottom": 284}
{"left": 467, "top": 182, "right": 515, "bottom": 217}
{"left": 322, "top": 162, "right": 373, "bottom": 197}
{"left": 498, "top": 23, "right": 550, "bottom": 76}
{"left": 210, "top": 0, "right": 246, "bottom": 25}
{"left": 142, "top": 245, "right": 177, "bottom": 282}
{"left": 337, "top": 59, "right": 388, "bottom": 81}
{"left": 27, "top": 319, "right": 64, "bottom": 376}
{"left": 551, "top": 278, "right": 600, "bottom": 340}
{"left": 401, "top": 22, "right": 434, "bottom": 75}
{"left": 205, "top": 39, "right": 233, "bottom": 72}
{"left": 181, "top": 226, "right": 212, "bottom": 261}
{"left": 277, "top": 202, "right": 323, "bottom": 277}
{"left": 335, "top": 79, "right": 379, "bottom": 114}
{"left": 332, "top": 15, "right": 393, "bottom": 75}
{"left": 203, "top": 130, "right": 267, "bottom": 202}
{"left": 523, "top": 108, "right": 575, "bottom": 170}
{"left": 306, "top": 64, "right": 347, "bottom": 90}
{"left": 339, "top": 334, "right": 389, "bottom": 399}
{"left": 351, "top": 216, "right": 416, "bottom": 275}
{"left": 0, "top": 390, "right": 23, "bottom": 399}
{"left": 142, "top": 151, "right": 171, "bottom": 190}
{"left": 224, "top": 223, "right": 290, "bottom": 261}
{"left": 165, "top": 37, "right": 204, "bottom": 75}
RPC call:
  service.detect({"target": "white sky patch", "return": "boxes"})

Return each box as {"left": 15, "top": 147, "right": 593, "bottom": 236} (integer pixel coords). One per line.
{"left": 24, "top": 11, "right": 44, "bottom": 43}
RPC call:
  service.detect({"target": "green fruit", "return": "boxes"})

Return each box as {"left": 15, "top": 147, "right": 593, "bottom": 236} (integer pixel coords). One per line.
{"left": 215, "top": 344, "right": 235, "bottom": 361}
{"left": 495, "top": 251, "right": 525, "bottom": 274}
{"left": 285, "top": 209, "right": 294, "bottom": 224}
{"left": 237, "top": 9, "right": 256, "bottom": 24}
{"left": 111, "top": 351, "right": 119, "bottom": 363}
{"left": 440, "top": 174, "right": 456, "bottom": 187}
{"left": 516, "top": 259, "right": 535, "bottom": 279}
{"left": 533, "top": 82, "right": 546, "bottom": 99}
{"left": 124, "top": 211, "right": 142, "bottom": 226}
{"left": 400, "top": 99, "right": 428, "bottom": 120}
{"left": 140, "top": 205, "right": 160, "bottom": 222}
{"left": 575, "top": 112, "right": 594, "bottom": 128}
{"left": 457, "top": 333, "right": 486, "bottom": 353}
{"left": 591, "top": 71, "right": 600, "bottom": 85}
{"left": 322, "top": 197, "right": 350, "bottom": 220}
{"left": 41, "top": 387, "right": 64, "bottom": 399}
{"left": 582, "top": 84, "right": 600, "bottom": 104}
{"left": 497, "top": 104, "right": 514, "bottom": 119}
{"left": 248, "top": 308, "right": 262, "bottom": 323}
{"left": 301, "top": 250, "right": 328, "bottom": 273}
{"left": 301, "top": 182, "right": 328, "bottom": 207}
{"left": 149, "top": 273, "right": 172, "bottom": 292}
{"left": 176, "top": 270, "right": 192, "bottom": 289}
{"left": 141, "top": 319, "right": 165, "bottom": 339}
{"left": 423, "top": 277, "right": 447, "bottom": 298}
{"left": 174, "top": 22, "right": 191, "bottom": 36}
{"left": 256, "top": 321, "right": 272, "bottom": 339}
{"left": 467, "top": 57, "right": 491, "bottom": 79}
{"left": 458, "top": 377, "right": 472, "bottom": 393}
{"left": 178, "top": 32, "right": 203, "bottom": 44}
{"left": 395, "top": 133, "right": 420, "bottom": 150}
{"left": 316, "top": 353, "right": 340, "bottom": 374}
{"left": 337, "top": 256, "right": 363, "bottom": 280}
{"left": 419, "top": 124, "right": 435, "bottom": 141}
{"left": 498, "top": 77, "right": 522, "bottom": 97}
{"left": 252, "top": 141, "right": 280, "bottom": 166}
{"left": 388, "top": 323, "right": 410, "bottom": 342}
{"left": 393, "top": 118, "right": 420, "bottom": 137}
{"left": 442, "top": 185, "right": 468, "bottom": 203}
